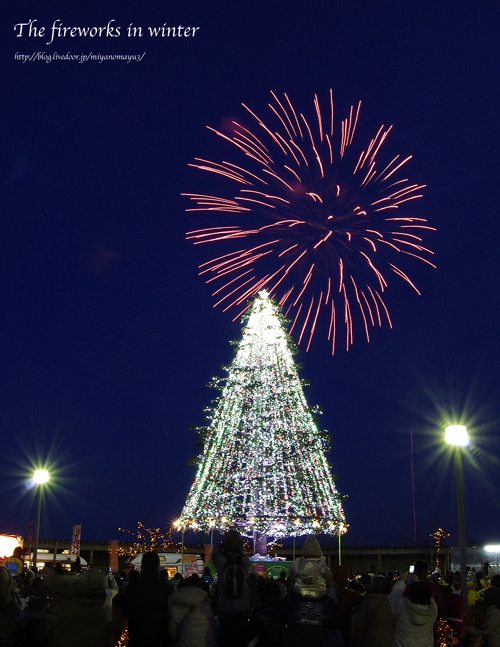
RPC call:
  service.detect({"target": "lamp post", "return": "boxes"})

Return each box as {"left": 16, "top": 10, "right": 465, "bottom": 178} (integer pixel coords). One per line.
{"left": 32, "top": 469, "right": 49, "bottom": 572}
{"left": 293, "top": 519, "right": 301, "bottom": 561}
{"left": 445, "top": 425, "right": 468, "bottom": 615}
{"left": 173, "top": 519, "right": 184, "bottom": 577}
{"left": 208, "top": 519, "right": 215, "bottom": 574}
{"left": 338, "top": 522, "right": 347, "bottom": 566}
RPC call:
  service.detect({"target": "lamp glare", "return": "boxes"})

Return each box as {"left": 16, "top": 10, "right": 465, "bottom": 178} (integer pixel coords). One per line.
{"left": 445, "top": 425, "right": 468, "bottom": 446}
{"left": 33, "top": 470, "right": 49, "bottom": 484}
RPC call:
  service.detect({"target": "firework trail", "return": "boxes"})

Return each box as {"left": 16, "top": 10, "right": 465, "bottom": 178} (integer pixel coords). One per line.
{"left": 184, "top": 91, "right": 435, "bottom": 353}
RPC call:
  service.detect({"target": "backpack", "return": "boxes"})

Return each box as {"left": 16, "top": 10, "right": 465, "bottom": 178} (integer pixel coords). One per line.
{"left": 220, "top": 552, "right": 246, "bottom": 600}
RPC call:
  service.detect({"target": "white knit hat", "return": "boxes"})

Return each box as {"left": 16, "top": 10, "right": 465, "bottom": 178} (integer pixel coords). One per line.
{"left": 302, "top": 535, "right": 322, "bottom": 558}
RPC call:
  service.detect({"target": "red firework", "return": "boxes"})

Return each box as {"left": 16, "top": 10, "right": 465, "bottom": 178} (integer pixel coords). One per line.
{"left": 184, "top": 91, "right": 435, "bottom": 353}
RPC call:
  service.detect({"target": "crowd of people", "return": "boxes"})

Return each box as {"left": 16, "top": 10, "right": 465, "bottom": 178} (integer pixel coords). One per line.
{"left": 1, "top": 539, "right": 500, "bottom": 647}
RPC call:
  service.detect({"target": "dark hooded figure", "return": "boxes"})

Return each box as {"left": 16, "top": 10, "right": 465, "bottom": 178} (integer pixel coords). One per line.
{"left": 464, "top": 585, "right": 500, "bottom": 646}
{"left": 352, "top": 576, "right": 395, "bottom": 647}
{"left": 274, "top": 536, "right": 342, "bottom": 647}
{"left": 113, "top": 551, "right": 173, "bottom": 647}
{"left": 212, "top": 530, "right": 251, "bottom": 647}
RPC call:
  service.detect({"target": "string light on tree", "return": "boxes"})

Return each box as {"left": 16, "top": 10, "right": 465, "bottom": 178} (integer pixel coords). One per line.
{"left": 431, "top": 527, "right": 450, "bottom": 570}
{"left": 178, "top": 290, "right": 346, "bottom": 541}
{"left": 116, "top": 522, "right": 179, "bottom": 558}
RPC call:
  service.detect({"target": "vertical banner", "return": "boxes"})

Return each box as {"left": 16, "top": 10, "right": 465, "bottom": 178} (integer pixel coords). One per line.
{"left": 26, "top": 522, "right": 33, "bottom": 560}
{"left": 70, "top": 525, "right": 82, "bottom": 556}
{"left": 109, "top": 540, "right": 119, "bottom": 573}
{"left": 204, "top": 544, "right": 212, "bottom": 568}
{"left": 182, "top": 554, "right": 197, "bottom": 576}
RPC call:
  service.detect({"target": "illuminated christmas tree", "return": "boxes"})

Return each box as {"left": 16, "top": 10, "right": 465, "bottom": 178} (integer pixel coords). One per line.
{"left": 177, "top": 291, "right": 346, "bottom": 542}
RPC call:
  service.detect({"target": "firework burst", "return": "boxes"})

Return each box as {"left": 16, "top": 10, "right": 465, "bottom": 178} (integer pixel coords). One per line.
{"left": 184, "top": 91, "right": 435, "bottom": 352}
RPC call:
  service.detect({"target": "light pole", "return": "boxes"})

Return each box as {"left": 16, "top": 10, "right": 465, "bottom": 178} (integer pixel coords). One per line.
{"left": 32, "top": 469, "right": 49, "bottom": 572}
{"left": 173, "top": 519, "right": 185, "bottom": 577}
{"left": 338, "top": 522, "right": 347, "bottom": 565}
{"left": 445, "top": 425, "right": 468, "bottom": 615}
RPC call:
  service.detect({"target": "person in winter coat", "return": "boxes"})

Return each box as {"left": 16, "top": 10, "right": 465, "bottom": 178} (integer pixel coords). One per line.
{"left": 2, "top": 548, "right": 24, "bottom": 577}
{"left": 389, "top": 571, "right": 437, "bottom": 647}
{"left": 464, "top": 585, "right": 500, "bottom": 647}
{"left": 275, "top": 535, "right": 342, "bottom": 647}
{"left": 352, "top": 576, "right": 395, "bottom": 647}
{"left": 46, "top": 568, "right": 108, "bottom": 647}
{"left": 249, "top": 579, "right": 284, "bottom": 647}
{"left": 0, "top": 565, "right": 21, "bottom": 646}
{"left": 169, "top": 575, "right": 214, "bottom": 647}
{"left": 404, "top": 561, "right": 445, "bottom": 620}
{"left": 288, "top": 535, "right": 333, "bottom": 599}
{"left": 212, "top": 530, "right": 251, "bottom": 647}
{"left": 468, "top": 581, "right": 479, "bottom": 607}
{"left": 113, "top": 550, "right": 173, "bottom": 647}
{"left": 331, "top": 564, "right": 357, "bottom": 646}
{"left": 200, "top": 567, "right": 214, "bottom": 586}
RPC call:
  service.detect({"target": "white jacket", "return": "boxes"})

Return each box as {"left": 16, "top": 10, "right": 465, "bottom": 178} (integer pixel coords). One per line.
{"left": 467, "top": 606, "right": 500, "bottom": 647}
{"left": 290, "top": 556, "right": 329, "bottom": 599}
{"left": 168, "top": 586, "right": 214, "bottom": 647}
{"left": 389, "top": 579, "right": 437, "bottom": 647}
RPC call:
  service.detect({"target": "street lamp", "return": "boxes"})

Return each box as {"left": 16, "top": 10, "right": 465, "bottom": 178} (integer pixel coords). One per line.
{"left": 32, "top": 469, "right": 49, "bottom": 572}
{"left": 338, "top": 522, "right": 348, "bottom": 566}
{"left": 173, "top": 519, "right": 185, "bottom": 576}
{"left": 445, "top": 425, "right": 468, "bottom": 614}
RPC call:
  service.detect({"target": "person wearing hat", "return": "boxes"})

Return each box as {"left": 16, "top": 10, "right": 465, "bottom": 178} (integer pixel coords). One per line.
{"left": 404, "top": 560, "right": 446, "bottom": 621}
{"left": 389, "top": 570, "right": 438, "bottom": 647}
{"left": 464, "top": 586, "right": 500, "bottom": 646}
{"left": 288, "top": 535, "right": 332, "bottom": 598}
{"left": 275, "top": 535, "right": 341, "bottom": 647}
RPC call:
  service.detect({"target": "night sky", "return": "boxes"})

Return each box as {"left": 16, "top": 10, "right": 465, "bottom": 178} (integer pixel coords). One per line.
{"left": 2, "top": 0, "right": 500, "bottom": 549}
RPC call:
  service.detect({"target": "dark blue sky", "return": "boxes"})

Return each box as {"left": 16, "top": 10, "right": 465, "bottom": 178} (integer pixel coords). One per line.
{"left": 2, "top": 0, "right": 499, "bottom": 549}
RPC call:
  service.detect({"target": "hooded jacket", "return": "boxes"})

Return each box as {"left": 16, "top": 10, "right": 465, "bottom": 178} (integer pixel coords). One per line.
{"left": 353, "top": 591, "right": 395, "bottom": 647}
{"left": 290, "top": 557, "right": 331, "bottom": 599}
{"left": 389, "top": 579, "right": 437, "bottom": 647}
{"left": 117, "top": 574, "right": 173, "bottom": 647}
{"left": 467, "top": 581, "right": 479, "bottom": 607}
{"left": 168, "top": 585, "right": 214, "bottom": 647}
{"left": 212, "top": 545, "right": 250, "bottom": 615}
{"left": 467, "top": 606, "right": 500, "bottom": 647}
{"left": 275, "top": 591, "right": 342, "bottom": 647}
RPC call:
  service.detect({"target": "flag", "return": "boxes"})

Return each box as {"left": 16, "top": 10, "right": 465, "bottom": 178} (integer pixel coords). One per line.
{"left": 70, "top": 525, "right": 81, "bottom": 556}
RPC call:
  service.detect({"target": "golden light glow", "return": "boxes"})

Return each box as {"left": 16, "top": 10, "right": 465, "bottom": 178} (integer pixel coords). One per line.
{"left": 338, "top": 522, "right": 348, "bottom": 535}
{"left": 116, "top": 522, "right": 180, "bottom": 558}
{"left": 0, "top": 536, "right": 23, "bottom": 560}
